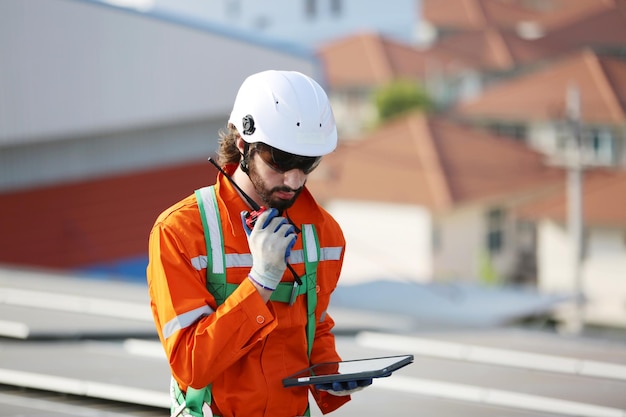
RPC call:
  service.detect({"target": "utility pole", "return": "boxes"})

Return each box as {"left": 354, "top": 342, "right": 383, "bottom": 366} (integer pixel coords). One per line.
{"left": 565, "top": 83, "right": 585, "bottom": 334}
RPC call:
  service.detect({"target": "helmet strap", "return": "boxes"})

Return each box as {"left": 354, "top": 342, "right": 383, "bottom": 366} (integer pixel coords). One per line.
{"left": 240, "top": 142, "right": 251, "bottom": 174}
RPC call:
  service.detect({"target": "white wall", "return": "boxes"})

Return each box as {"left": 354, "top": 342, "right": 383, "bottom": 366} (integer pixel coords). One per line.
{"left": 152, "top": 0, "right": 420, "bottom": 47}
{"left": 581, "top": 227, "right": 626, "bottom": 326}
{"left": 433, "top": 206, "right": 483, "bottom": 281}
{"left": 527, "top": 122, "right": 559, "bottom": 156}
{"left": 0, "top": 0, "right": 321, "bottom": 191}
{"left": 537, "top": 220, "right": 626, "bottom": 327}
{"left": 324, "top": 200, "right": 432, "bottom": 285}
{"left": 0, "top": 0, "right": 318, "bottom": 146}
{"left": 537, "top": 220, "right": 574, "bottom": 293}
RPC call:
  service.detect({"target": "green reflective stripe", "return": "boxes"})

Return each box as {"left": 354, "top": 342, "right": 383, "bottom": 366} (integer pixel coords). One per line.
{"left": 220, "top": 280, "right": 308, "bottom": 303}
{"left": 172, "top": 377, "right": 219, "bottom": 417}
{"left": 302, "top": 224, "right": 319, "bottom": 358}
{"left": 185, "top": 386, "right": 212, "bottom": 417}
{"left": 194, "top": 187, "right": 226, "bottom": 275}
{"left": 195, "top": 186, "right": 227, "bottom": 306}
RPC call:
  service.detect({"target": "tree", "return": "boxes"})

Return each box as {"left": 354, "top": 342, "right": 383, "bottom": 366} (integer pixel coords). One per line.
{"left": 374, "top": 79, "right": 433, "bottom": 123}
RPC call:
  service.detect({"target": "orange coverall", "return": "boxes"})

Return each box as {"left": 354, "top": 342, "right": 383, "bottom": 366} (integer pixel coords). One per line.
{"left": 147, "top": 164, "right": 350, "bottom": 416}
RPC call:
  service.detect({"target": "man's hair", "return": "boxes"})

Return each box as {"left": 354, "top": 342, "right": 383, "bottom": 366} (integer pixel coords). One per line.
{"left": 217, "top": 124, "right": 241, "bottom": 167}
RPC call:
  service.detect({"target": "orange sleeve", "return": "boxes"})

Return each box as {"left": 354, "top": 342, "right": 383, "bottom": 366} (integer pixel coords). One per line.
{"left": 147, "top": 219, "right": 277, "bottom": 391}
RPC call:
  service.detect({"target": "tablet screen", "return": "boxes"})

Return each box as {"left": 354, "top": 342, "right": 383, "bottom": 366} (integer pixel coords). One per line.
{"left": 283, "top": 354, "right": 413, "bottom": 387}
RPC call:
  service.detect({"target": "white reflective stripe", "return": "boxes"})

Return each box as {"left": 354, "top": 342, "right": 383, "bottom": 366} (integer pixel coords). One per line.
{"left": 190, "top": 254, "right": 251, "bottom": 271}
{"left": 197, "top": 187, "right": 224, "bottom": 275}
{"left": 291, "top": 247, "right": 342, "bottom": 264}
{"left": 288, "top": 250, "right": 305, "bottom": 264}
{"left": 320, "top": 310, "right": 327, "bottom": 322}
{"left": 322, "top": 246, "right": 343, "bottom": 262}
{"left": 191, "top": 256, "right": 207, "bottom": 270}
{"left": 225, "top": 253, "right": 252, "bottom": 268}
{"left": 163, "top": 305, "right": 214, "bottom": 340}
{"left": 303, "top": 224, "right": 318, "bottom": 262}
{"left": 189, "top": 247, "right": 342, "bottom": 272}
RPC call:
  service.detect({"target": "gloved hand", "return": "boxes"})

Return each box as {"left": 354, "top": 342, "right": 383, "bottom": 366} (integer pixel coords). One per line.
{"left": 315, "top": 378, "right": 372, "bottom": 396}
{"left": 241, "top": 208, "right": 296, "bottom": 291}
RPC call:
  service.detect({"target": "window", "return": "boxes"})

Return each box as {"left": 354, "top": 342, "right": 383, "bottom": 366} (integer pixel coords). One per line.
{"left": 587, "top": 127, "right": 615, "bottom": 165}
{"left": 556, "top": 123, "right": 617, "bottom": 166}
{"left": 487, "top": 123, "right": 527, "bottom": 141}
{"left": 330, "top": 0, "right": 342, "bottom": 16}
{"left": 305, "top": 0, "right": 317, "bottom": 19}
{"left": 486, "top": 208, "right": 505, "bottom": 254}
{"left": 224, "top": 0, "right": 240, "bottom": 18}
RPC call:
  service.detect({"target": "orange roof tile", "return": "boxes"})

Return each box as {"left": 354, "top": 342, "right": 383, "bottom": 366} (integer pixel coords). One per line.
{"left": 423, "top": 0, "right": 616, "bottom": 31}
{"left": 517, "top": 168, "right": 626, "bottom": 226}
{"left": 454, "top": 49, "right": 626, "bottom": 123}
{"left": 307, "top": 112, "right": 564, "bottom": 210}
{"left": 537, "top": 1, "right": 626, "bottom": 52}
{"left": 317, "top": 32, "right": 467, "bottom": 89}
{"left": 428, "top": 27, "right": 525, "bottom": 71}
{"left": 423, "top": 0, "right": 535, "bottom": 30}
{"left": 421, "top": 0, "right": 625, "bottom": 73}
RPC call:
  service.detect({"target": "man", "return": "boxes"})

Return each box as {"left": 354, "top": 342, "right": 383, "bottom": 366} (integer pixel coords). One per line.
{"left": 147, "top": 70, "right": 371, "bottom": 417}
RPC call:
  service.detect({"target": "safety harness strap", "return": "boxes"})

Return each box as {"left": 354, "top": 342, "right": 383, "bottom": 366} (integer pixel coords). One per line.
{"left": 171, "top": 186, "right": 318, "bottom": 417}
{"left": 302, "top": 224, "right": 319, "bottom": 358}
{"left": 195, "top": 187, "right": 227, "bottom": 305}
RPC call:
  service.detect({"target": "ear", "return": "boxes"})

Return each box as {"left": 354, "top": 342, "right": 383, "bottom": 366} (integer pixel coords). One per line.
{"left": 236, "top": 136, "right": 247, "bottom": 153}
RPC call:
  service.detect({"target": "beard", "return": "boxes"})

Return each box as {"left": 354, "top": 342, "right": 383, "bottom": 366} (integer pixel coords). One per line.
{"left": 248, "top": 159, "right": 303, "bottom": 213}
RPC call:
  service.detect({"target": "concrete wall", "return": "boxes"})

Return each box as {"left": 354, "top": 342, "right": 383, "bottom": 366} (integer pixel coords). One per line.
{"left": 0, "top": 0, "right": 320, "bottom": 191}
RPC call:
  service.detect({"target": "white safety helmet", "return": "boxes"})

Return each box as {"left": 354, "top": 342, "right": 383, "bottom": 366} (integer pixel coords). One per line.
{"left": 228, "top": 70, "right": 338, "bottom": 157}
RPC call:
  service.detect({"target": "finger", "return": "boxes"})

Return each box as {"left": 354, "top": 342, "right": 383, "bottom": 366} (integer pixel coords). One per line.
{"left": 285, "top": 234, "right": 297, "bottom": 261}
{"left": 272, "top": 217, "right": 289, "bottom": 233}
{"left": 283, "top": 223, "right": 295, "bottom": 237}
{"left": 358, "top": 378, "right": 373, "bottom": 387}
{"left": 258, "top": 208, "right": 278, "bottom": 229}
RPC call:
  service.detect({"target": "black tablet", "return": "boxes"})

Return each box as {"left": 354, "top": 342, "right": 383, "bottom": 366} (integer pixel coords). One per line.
{"left": 282, "top": 354, "right": 414, "bottom": 388}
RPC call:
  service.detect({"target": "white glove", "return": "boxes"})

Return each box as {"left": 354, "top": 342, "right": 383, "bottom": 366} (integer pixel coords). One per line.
{"left": 243, "top": 208, "right": 296, "bottom": 291}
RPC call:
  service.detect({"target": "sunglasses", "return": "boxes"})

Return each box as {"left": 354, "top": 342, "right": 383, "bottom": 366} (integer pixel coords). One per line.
{"left": 253, "top": 143, "right": 322, "bottom": 174}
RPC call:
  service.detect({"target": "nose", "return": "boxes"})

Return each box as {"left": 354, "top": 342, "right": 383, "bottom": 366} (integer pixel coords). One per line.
{"left": 283, "top": 168, "right": 307, "bottom": 190}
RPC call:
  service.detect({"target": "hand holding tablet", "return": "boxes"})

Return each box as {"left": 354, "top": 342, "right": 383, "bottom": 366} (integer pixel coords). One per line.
{"left": 282, "top": 354, "right": 414, "bottom": 388}
{"left": 315, "top": 378, "right": 373, "bottom": 396}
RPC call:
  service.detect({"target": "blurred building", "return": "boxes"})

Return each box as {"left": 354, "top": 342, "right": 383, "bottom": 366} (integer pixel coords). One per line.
{"left": 0, "top": 0, "right": 321, "bottom": 277}
{"left": 310, "top": 0, "right": 626, "bottom": 329}
{"left": 454, "top": 48, "right": 626, "bottom": 168}
{"left": 1, "top": 0, "right": 625, "bottom": 330}
{"left": 308, "top": 113, "right": 564, "bottom": 286}
{"left": 517, "top": 169, "right": 626, "bottom": 328}
{"left": 149, "top": 0, "right": 422, "bottom": 48}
